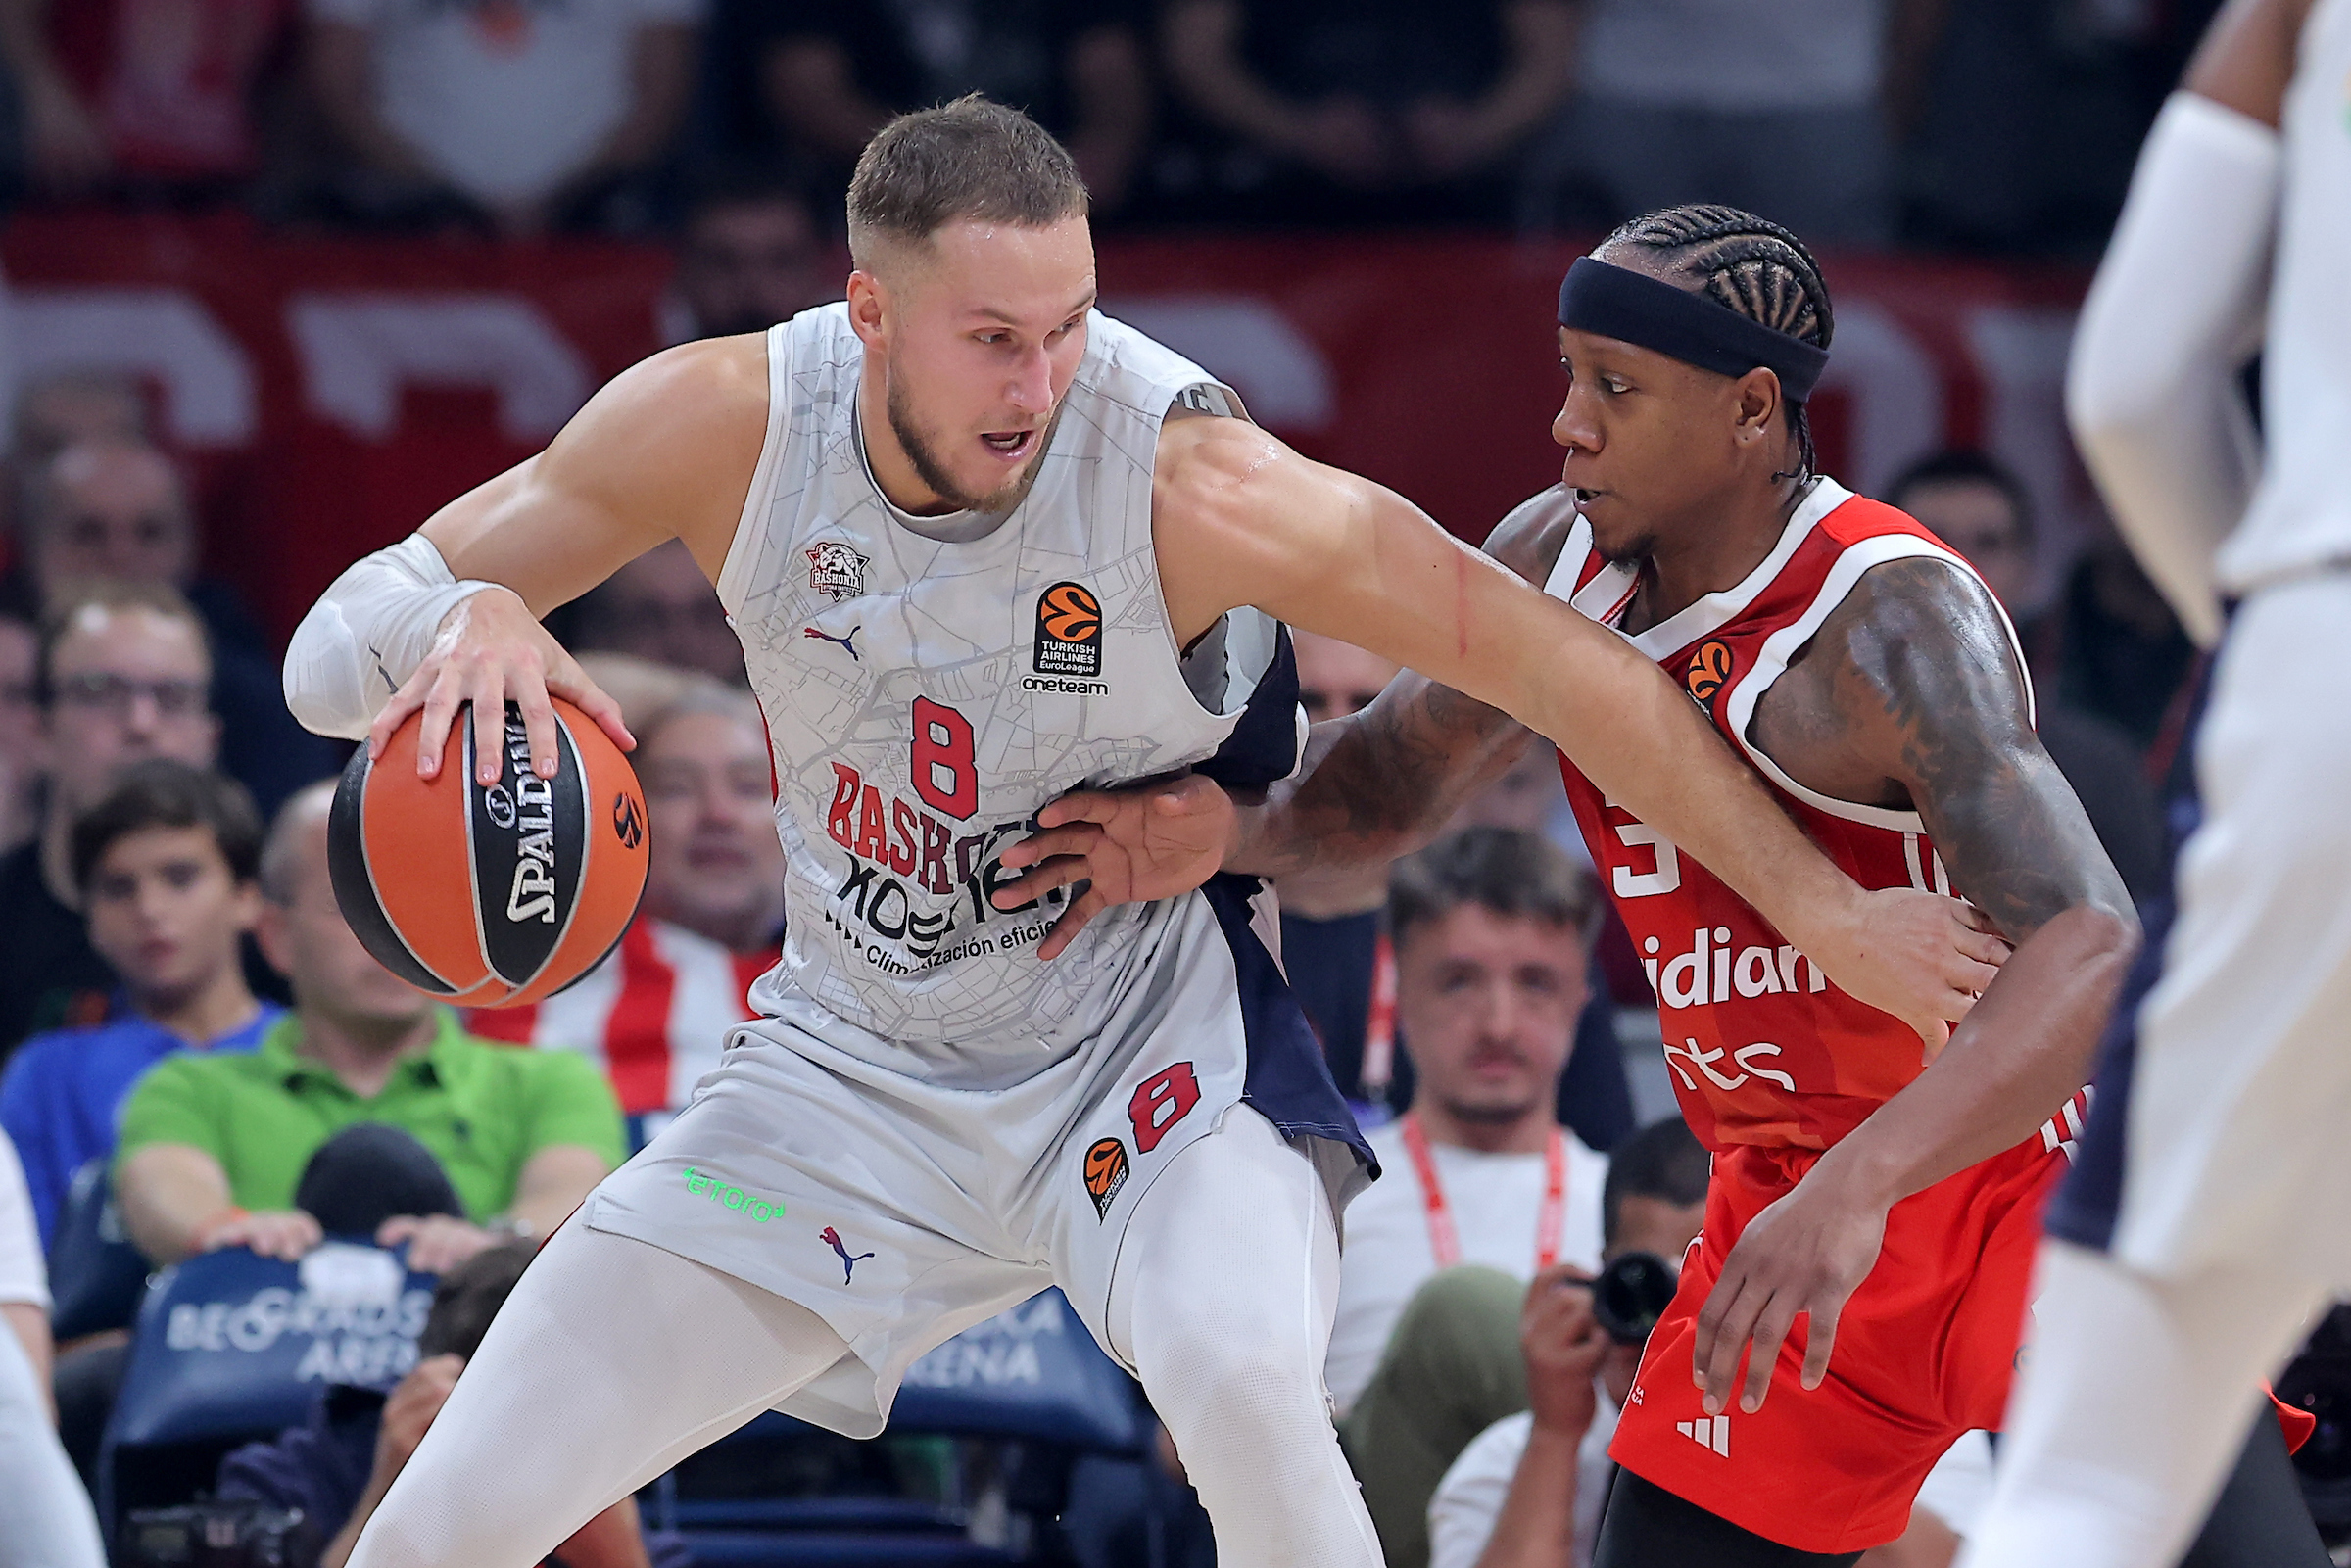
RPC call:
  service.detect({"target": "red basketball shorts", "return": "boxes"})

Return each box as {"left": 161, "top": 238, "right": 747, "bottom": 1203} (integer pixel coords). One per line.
{"left": 1608, "top": 1134, "right": 2060, "bottom": 1554}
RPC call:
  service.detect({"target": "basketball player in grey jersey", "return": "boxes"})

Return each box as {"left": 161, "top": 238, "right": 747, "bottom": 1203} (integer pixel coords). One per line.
{"left": 282, "top": 101, "right": 1998, "bottom": 1567}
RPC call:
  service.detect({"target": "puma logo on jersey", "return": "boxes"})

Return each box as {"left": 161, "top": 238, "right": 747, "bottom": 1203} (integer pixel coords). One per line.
{"left": 1642, "top": 927, "right": 1828, "bottom": 1009}
{"left": 822, "top": 1226, "right": 876, "bottom": 1283}
{"left": 803, "top": 625, "right": 861, "bottom": 661}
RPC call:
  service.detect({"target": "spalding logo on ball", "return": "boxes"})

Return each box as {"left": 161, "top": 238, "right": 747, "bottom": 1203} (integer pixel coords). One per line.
{"left": 328, "top": 697, "right": 649, "bottom": 1008}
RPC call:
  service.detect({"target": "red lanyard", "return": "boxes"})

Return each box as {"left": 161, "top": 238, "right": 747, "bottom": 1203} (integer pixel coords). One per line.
{"left": 1398, "top": 1113, "right": 1569, "bottom": 1271}
{"left": 1361, "top": 932, "right": 1399, "bottom": 1096}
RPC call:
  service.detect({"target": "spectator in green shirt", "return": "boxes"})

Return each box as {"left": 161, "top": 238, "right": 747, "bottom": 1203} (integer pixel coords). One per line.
{"left": 115, "top": 782, "right": 625, "bottom": 1276}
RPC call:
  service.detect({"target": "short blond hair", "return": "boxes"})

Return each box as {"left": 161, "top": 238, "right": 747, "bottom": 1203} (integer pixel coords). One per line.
{"left": 846, "top": 95, "right": 1087, "bottom": 269}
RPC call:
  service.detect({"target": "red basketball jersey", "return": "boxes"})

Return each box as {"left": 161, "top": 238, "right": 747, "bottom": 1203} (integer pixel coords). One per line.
{"left": 1549, "top": 479, "right": 2033, "bottom": 1153}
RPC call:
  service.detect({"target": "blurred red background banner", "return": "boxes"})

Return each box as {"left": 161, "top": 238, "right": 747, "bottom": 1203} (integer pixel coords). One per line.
{"left": 5, "top": 212, "right": 2096, "bottom": 641}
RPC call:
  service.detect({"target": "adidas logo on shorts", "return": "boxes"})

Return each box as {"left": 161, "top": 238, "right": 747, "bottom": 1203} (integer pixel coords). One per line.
{"left": 1675, "top": 1414, "right": 1731, "bottom": 1456}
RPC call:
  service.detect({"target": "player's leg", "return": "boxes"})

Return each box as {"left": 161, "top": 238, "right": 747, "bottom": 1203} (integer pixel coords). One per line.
{"left": 1593, "top": 1473, "right": 1862, "bottom": 1568}
{"left": 1105, "top": 1106, "right": 1383, "bottom": 1568}
{"left": 1952, "top": 1240, "right": 2323, "bottom": 1568}
{"left": 2177, "top": 1403, "right": 2331, "bottom": 1568}
{"left": 348, "top": 1220, "right": 858, "bottom": 1568}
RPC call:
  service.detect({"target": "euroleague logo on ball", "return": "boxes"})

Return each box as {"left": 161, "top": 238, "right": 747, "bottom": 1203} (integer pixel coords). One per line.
{"left": 612, "top": 791, "right": 645, "bottom": 849}
{"left": 1686, "top": 640, "right": 1734, "bottom": 706}
{"left": 1032, "top": 581, "right": 1104, "bottom": 681}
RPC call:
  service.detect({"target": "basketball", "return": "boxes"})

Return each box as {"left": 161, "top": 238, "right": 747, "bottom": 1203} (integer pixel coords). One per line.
{"left": 328, "top": 697, "right": 649, "bottom": 1009}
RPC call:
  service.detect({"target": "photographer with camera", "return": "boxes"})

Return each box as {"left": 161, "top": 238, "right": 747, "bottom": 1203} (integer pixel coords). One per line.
{"left": 1326, "top": 830, "right": 1614, "bottom": 1568}
{"left": 1429, "top": 1115, "right": 1995, "bottom": 1568}
{"left": 1426, "top": 1116, "right": 1707, "bottom": 1568}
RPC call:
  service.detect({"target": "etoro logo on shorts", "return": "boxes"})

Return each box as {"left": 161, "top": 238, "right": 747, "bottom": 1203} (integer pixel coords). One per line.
{"left": 684, "top": 1166, "right": 786, "bottom": 1223}
{"left": 1083, "top": 1137, "right": 1130, "bottom": 1220}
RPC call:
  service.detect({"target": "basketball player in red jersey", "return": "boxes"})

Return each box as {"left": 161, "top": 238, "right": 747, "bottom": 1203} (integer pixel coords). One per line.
{"left": 1004, "top": 205, "right": 2137, "bottom": 1565}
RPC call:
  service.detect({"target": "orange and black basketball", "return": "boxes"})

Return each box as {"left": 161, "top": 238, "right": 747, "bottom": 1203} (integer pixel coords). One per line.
{"left": 328, "top": 697, "right": 648, "bottom": 1009}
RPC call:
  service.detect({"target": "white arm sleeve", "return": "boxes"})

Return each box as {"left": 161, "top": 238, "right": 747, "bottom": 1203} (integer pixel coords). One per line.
{"left": 282, "top": 534, "right": 497, "bottom": 740}
{"left": 2066, "top": 92, "right": 2280, "bottom": 649}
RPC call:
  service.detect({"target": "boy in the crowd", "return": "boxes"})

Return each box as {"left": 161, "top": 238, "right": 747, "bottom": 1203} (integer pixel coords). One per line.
{"left": 0, "top": 760, "right": 276, "bottom": 1249}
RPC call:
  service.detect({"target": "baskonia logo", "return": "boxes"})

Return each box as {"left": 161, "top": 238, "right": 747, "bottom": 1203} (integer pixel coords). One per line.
{"left": 806, "top": 541, "right": 870, "bottom": 602}
{"left": 1082, "top": 1136, "right": 1130, "bottom": 1220}
{"left": 1686, "top": 640, "right": 1733, "bottom": 705}
{"left": 1033, "top": 581, "right": 1104, "bottom": 680}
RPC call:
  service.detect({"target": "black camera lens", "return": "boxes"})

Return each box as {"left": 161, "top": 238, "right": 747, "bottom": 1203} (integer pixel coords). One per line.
{"left": 1590, "top": 1250, "right": 1679, "bottom": 1344}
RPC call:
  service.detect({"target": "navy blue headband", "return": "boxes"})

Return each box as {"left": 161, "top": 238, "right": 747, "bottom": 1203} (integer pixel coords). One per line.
{"left": 1558, "top": 257, "right": 1830, "bottom": 404}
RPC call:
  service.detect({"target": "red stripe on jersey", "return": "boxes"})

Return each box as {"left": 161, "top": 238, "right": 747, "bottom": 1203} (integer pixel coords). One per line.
{"left": 731, "top": 949, "right": 771, "bottom": 1005}
{"left": 602, "top": 920, "right": 676, "bottom": 1116}
{"left": 1556, "top": 490, "right": 2007, "bottom": 1154}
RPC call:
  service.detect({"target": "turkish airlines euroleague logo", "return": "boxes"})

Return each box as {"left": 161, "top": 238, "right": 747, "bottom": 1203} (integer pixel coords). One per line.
{"left": 1686, "top": 641, "right": 1734, "bottom": 706}
{"left": 1033, "top": 581, "right": 1104, "bottom": 679}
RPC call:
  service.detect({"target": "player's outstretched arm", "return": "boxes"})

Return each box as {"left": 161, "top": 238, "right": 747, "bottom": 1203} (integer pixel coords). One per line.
{"left": 283, "top": 334, "right": 769, "bottom": 783}
{"left": 1689, "top": 558, "right": 2139, "bottom": 1420}
{"left": 991, "top": 492, "right": 1568, "bottom": 944}
{"left": 1149, "top": 417, "right": 2001, "bottom": 1039}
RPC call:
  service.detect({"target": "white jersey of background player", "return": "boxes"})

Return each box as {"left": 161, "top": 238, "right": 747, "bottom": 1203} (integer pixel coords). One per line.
{"left": 1960, "top": 1, "right": 2351, "bottom": 1565}
{"left": 282, "top": 100, "right": 1993, "bottom": 1568}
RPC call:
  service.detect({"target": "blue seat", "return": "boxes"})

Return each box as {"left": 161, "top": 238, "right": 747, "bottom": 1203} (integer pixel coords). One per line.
{"left": 97, "top": 1241, "right": 438, "bottom": 1530}
{"left": 663, "top": 1290, "right": 1152, "bottom": 1563}
{"left": 47, "top": 1160, "right": 152, "bottom": 1341}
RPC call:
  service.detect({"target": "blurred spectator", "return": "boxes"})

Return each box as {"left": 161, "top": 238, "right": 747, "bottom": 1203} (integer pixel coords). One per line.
{"left": 572, "top": 651, "right": 694, "bottom": 738}
{"left": 472, "top": 682, "right": 782, "bottom": 1147}
{"left": 12, "top": 435, "right": 342, "bottom": 815}
{"left": 113, "top": 781, "right": 624, "bottom": 1273}
{"left": 11, "top": 370, "right": 148, "bottom": 478}
{"left": 660, "top": 169, "right": 831, "bottom": 343}
{"left": 737, "top": 3, "right": 1150, "bottom": 214}
{"left": 303, "top": 0, "right": 703, "bottom": 236}
{"left": 1279, "top": 630, "right": 1402, "bottom": 1096}
{"left": 2052, "top": 536, "right": 2195, "bottom": 751}
{"left": 0, "top": 584, "right": 221, "bottom": 1055}
{"left": 562, "top": 538, "right": 744, "bottom": 686}
{"left": 1447, "top": 740, "right": 1569, "bottom": 840}
{"left": 1160, "top": 0, "right": 1573, "bottom": 223}
{"left": 217, "top": 1241, "right": 668, "bottom": 1568}
{"left": 1902, "top": 0, "right": 2153, "bottom": 256}
{"left": 0, "top": 0, "right": 296, "bottom": 198}
{"left": 1329, "top": 830, "right": 1609, "bottom": 1566}
{"left": 2, "top": 761, "right": 277, "bottom": 1251}
{"left": 1423, "top": 1116, "right": 1708, "bottom": 1568}
{"left": 1521, "top": 0, "right": 1939, "bottom": 244}
{"left": 0, "top": 606, "right": 37, "bottom": 857}
{"left": 0, "top": 1128, "right": 106, "bottom": 1568}
{"left": 1887, "top": 451, "right": 2168, "bottom": 903}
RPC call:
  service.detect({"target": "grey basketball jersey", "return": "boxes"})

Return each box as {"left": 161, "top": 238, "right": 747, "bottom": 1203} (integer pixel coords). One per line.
{"left": 715, "top": 305, "right": 1296, "bottom": 1071}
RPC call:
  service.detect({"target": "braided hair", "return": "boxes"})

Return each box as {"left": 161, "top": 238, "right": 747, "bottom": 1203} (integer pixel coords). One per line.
{"left": 1599, "top": 205, "right": 1835, "bottom": 481}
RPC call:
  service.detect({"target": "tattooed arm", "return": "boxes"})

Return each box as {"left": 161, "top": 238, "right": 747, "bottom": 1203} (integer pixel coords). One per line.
{"left": 1692, "top": 557, "right": 2140, "bottom": 1418}
{"left": 1223, "top": 492, "right": 1573, "bottom": 879}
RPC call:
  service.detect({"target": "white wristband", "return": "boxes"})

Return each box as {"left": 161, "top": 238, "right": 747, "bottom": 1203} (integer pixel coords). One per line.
{"left": 282, "top": 535, "right": 498, "bottom": 740}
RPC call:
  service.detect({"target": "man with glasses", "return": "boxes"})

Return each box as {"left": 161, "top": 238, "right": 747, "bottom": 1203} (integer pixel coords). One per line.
{"left": 0, "top": 584, "right": 221, "bottom": 1058}
{"left": 11, "top": 437, "right": 337, "bottom": 816}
